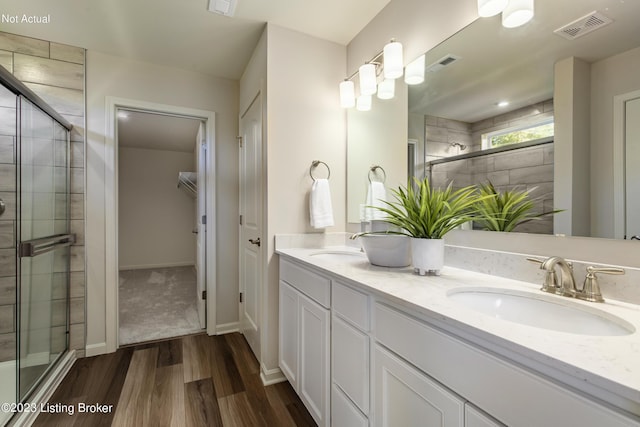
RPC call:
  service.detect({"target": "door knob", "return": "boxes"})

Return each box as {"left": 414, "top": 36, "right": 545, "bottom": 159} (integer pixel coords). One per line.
{"left": 249, "top": 237, "right": 261, "bottom": 247}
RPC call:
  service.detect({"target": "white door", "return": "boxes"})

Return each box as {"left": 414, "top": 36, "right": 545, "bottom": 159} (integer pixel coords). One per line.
{"left": 625, "top": 97, "right": 640, "bottom": 239}
{"left": 239, "top": 95, "right": 262, "bottom": 358}
{"left": 196, "top": 122, "right": 206, "bottom": 328}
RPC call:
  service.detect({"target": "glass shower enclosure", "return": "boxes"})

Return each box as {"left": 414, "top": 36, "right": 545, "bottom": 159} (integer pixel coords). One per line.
{"left": 0, "top": 66, "right": 74, "bottom": 425}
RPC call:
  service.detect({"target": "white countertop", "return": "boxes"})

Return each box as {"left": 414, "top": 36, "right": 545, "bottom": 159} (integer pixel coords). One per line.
{"left": 276, "top": 245, "right": 640, "bottom": 414}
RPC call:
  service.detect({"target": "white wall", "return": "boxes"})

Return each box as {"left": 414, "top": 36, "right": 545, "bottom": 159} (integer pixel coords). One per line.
{"left": 590, "top": 46, "right": 640, "bottom": 238}
{"left": 264, "top": 24, "right": 347, "bottom": 374}
{"left": 553, "top": 57, "right": 591, "bottom": 237}
{"left": 118, "top": 147, "right": 195, "bottom": 269}
{"left": 347, "top": 0, "right": 477, "bottom": 75}
{"left": 86, "top": 51, "right": 239, "bottom": 351}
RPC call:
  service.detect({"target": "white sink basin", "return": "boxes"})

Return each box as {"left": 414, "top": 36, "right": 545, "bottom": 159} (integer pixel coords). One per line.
{"left": 309, "top": 250, "right": 366, "bottom": 263}
{"left": 447, "top": 288, "right": 635, "bottom": 336}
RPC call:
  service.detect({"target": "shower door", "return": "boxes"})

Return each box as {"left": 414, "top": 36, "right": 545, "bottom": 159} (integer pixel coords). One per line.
{"left": 17, "top": 95, "right": 72, "bottom": 399}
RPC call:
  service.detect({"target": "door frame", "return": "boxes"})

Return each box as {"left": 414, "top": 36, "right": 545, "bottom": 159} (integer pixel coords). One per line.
{"left": 104, "top": 96, "right": 216, "bottom": 352}
{"left": 613, "top": 89, "right": 640, "bottom": 239}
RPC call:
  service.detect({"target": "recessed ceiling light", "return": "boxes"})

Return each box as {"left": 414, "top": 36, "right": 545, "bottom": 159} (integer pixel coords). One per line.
{"left": 208, "top": 0, "right": 237, "bottom": 17}
{"left": 497, "top": 101, "right": 509, "bottom": 107}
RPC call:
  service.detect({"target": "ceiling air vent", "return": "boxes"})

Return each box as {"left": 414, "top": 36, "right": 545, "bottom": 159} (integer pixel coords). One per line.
{"left": 425, "top": 54, "right": 461, "bottom": 73}
{"left": 554, "top": 11, "right": 613, "bottom": 40}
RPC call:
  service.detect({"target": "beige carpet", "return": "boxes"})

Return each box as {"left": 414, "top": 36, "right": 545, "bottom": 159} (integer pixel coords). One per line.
{"left": 118, "top": 266, "right": 202, "bottom": 345}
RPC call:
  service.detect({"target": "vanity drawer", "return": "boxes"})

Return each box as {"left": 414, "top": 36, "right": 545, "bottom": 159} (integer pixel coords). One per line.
{"left": 374, "top": 302, "right": 638, "bottom": 427}
{"left": 332, "top": 280, "right": 369, "bottom": 331}
{"left": 280, "top": 258, "right": 331, "bottom": 308}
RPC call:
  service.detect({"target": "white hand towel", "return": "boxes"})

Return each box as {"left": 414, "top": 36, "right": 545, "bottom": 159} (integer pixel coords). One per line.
{"left": 310, "top": 178, "right": 334, "bottom": 228}
{"left": 365, "top": 181, "right": 387, "bottom": 221}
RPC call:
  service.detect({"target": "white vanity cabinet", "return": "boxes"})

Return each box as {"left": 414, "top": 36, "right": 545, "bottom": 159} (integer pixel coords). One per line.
{"left": 278, "top": 254, "right": 640, "bottom": 427}
{"left": 279, "top": 259, "right": 330, "bottom": 427}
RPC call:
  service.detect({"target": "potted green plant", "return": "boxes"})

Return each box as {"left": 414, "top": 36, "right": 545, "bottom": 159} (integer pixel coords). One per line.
{"left": 373, "top": 177, "right": 482, "bottom": 275}
{"left": 474, "top": 181, "right": 563, "bottom": 232}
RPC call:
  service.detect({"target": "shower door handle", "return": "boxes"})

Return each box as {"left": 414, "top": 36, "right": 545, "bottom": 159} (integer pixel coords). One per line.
{"left": 19, "top": 234, "right": 76, "bottom": 258}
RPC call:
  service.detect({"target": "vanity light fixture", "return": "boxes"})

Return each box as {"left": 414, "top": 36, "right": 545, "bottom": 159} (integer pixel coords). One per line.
{"left": 377, "top": 79, "right": 395, "bottom": 100}
{"left": 502, "top": 0, "right": 534, "bottom": 28}
{"left": 339, "top": 39, "right": 405, "bottom": 110}
{"left": 356, "top": 95, "right": 372, "bottom": 111}
{"left": 477, "top": 0, "right": 508, "bottom": 17}
{"left": 340, "top": 80, "right": 356, "bottom": 108}
{"left": 404, "top": 54, "right": 425, "bottom": 85}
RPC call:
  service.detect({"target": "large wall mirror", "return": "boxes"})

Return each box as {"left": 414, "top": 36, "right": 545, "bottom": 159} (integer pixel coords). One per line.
{"left": 347, "top": 0, "right": 640, "bottom": 239}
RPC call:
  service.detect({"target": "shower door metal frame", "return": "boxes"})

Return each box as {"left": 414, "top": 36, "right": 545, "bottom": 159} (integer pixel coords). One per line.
{"left": 0, "top": 65, "right": 74, "bottom": 405}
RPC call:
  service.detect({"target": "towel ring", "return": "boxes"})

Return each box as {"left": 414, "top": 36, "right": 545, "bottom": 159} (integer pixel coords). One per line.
{"left": 368, "top": 165, "right": 386, "bottom": 183}
{"left": 310, "top": 160, "right": 331, "bottom": 181}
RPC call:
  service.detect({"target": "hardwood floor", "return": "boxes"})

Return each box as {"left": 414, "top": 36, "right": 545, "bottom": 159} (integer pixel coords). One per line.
{"left": 33, "top": 333, "right": 316, "bottom": 427}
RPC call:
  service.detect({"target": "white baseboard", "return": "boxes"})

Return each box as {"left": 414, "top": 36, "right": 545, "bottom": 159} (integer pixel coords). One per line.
{"left": 260, "top": 364, "right": 286, "bottom": 386}
{"left": 10, "top": 350, "right": 76, "bottom": 427}
{"left": 118, "top": 262, "right": 195, "bottom": 271}
{"left": 85, "top": 342, "right": 108, "bottom": 357}
{"left": 215, "top": 322, "right": 240, "bottom": 335}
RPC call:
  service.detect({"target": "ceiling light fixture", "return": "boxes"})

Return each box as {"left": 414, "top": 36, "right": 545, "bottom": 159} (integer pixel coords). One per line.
{"left": 207, "top": 0, "right": 237, "bottom": 17}
{"left": 477, "top": 0, "right": 508, "bottom": 17}
{"left": 502, "top": 0, "right": 534, "bottom": 28}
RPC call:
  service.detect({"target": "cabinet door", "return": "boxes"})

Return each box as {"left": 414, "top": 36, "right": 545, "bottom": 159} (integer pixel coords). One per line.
{"left": 279, "top": 281, "right": 299, "bottom": 389}
{"left": 333, "top": 384, "right": 368, "bottom": 427}
{"left": 465, "top": 404, "right": 504, "bottom": 427}
{"left": 373, "top": 345, "right": 464, "bottom": 427}
{"left": 332, "top": 315, "right": 369, "bottom": 414}
{"left": 299, "top": 293, "right": 330, "bottom": 427}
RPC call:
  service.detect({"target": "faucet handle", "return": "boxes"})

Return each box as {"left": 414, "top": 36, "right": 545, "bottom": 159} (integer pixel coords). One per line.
{"left": 526, "top": 257, "right": 559, "bottom": 293}
{"left": 579, "top": 266, "right": 625, "bottom": 303}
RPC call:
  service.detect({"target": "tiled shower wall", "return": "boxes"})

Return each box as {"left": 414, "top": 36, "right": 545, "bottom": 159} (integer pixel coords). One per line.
{"left": 0, "top": 32, "right": 85, "bottom": 360}
{"left": 425, "top": 100, "right": 554, "bottom": 160}
{"left": 430, "top": 143, "right": 555, "bottom": 234}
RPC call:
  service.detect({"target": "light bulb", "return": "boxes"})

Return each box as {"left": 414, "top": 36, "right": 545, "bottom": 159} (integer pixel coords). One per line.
{"left": 404, "top": 55, "right": 425, "bottom": 85}
{"left": 359, "top": 63, "right": 377, "bottom": 96}
{"left": 356, "top": 95, "right": 372, "bottom": 111}
{"left": 383, "top": 40, "right": 403, "bottom": 80}
{"left": 339, "top": 80, "right": 355, "bottom": 108}
{"left": 377, "top": 79, "right": 395, "bottom": 100}
{"left": 502, "top": 0, "right": 534, "bottom": 28}
{"left": 477, "top": 0, "right": 508, "bottom": 17}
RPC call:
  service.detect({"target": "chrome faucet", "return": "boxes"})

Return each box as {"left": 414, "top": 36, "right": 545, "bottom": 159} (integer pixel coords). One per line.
{"left": 539, "top": 256, "right": 577, "bottom": 297}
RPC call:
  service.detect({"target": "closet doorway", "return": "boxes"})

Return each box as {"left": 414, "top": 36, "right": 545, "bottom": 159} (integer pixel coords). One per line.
{"left": 108, "top": 102, "right": 215, "bottom": 346}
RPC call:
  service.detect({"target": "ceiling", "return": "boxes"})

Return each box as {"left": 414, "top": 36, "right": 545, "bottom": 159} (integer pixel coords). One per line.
{"left": 0, "top": 0, "right": 390, "bottom": 80}
{"left": 409, "top": 0, "right": 640, "bottom": 123}
{"left": 118, "top": 110, "right": 201, "bottom": 152}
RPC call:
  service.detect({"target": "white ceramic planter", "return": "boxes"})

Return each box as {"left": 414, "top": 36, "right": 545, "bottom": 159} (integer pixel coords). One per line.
{"left": 359, "top": 234, "right": 411, "bottom": 267}
{"left": 411, "top": 238, "right": 445, "bottom": 276}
